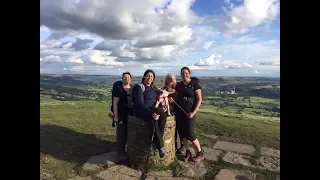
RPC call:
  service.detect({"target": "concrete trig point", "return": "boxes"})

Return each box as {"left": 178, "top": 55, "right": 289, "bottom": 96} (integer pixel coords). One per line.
{"left": 127, "top": 115, "right": 176, "bottom": 170}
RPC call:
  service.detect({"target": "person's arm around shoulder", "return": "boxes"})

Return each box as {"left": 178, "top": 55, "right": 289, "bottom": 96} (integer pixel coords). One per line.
{"left": 189, "top": 81, "right": 202, "bottom": 119}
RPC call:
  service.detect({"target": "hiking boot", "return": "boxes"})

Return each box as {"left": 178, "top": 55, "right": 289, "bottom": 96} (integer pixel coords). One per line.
{"left": 184, "top": 150, "right": 192, "bottom": 162}
{"left": 151, "top": 143, "right": 158, "bottom": 151}
{"left": 191, "top": 151, "right": 204, "bottom": 162}
{"left": 159, "top": 147, "right": 165, "bottom": 158}
{"left": 117, "top": 152, "right": 127, "bottom": 161}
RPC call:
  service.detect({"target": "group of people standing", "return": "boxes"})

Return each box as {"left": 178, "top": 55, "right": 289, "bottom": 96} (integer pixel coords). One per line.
{"left": 112, "top": 67, "right": 204, "bottom": 163}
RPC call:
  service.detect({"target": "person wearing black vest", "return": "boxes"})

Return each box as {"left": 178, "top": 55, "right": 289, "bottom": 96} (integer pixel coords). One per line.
{"left": 132, "top": 69, "right": 167, "bottom": 158}
{"left": 169, "top": 67, "right": 204, "bottom": 162}
{"left": 113, "top": 72, "right": 134, "bottom": 159}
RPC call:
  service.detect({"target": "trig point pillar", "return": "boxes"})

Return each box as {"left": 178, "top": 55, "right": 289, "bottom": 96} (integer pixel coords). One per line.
{"left": 127, "top": 115, "right": 176, "bottom": 169}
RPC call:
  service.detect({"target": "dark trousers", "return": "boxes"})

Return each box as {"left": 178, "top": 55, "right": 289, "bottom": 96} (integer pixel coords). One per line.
{"left": 116, "top": 120, "right": 127, "bottom": 154}
{"left": 150, "top": 107, "right": 167, "bottom": 149}
{"left": 175, "top": 129, "right": 183, "bottom": 149}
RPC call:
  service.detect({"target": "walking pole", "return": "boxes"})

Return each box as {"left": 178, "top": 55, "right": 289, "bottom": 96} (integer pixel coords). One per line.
{"left": 140, "top": 120, "right": 157, "bottom": 180}
{"left": 171, "top": 99, "right": 191, "bottom": 119}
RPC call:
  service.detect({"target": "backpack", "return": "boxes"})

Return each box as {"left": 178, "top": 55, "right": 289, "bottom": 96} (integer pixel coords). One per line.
{"left": 110, "top": 80, "right": 123, "bottom": 113}
{"left": 131, "top": 83, "right": 145, "bottom": 105}
{"left": 191, "top": 77, "right": 200, "bottom": 85}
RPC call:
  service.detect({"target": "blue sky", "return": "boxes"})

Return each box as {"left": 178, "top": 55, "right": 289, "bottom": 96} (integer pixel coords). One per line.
{"left": 40, "top": 0, "right": 280, "bottom": 77}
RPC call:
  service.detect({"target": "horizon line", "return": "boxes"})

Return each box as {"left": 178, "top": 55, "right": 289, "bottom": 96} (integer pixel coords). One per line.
{"left": 40, "top": 73, "right": 280, "bottom": 78}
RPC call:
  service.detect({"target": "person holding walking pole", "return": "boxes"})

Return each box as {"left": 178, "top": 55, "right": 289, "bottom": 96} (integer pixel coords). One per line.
{"left": 169, "top": 67, "right": 204, "bottom": 162}
{"left": 132, "top": 69, "right": 167, "bottom": 158}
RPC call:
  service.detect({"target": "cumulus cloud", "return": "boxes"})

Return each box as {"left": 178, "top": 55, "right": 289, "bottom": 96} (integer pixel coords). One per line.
{"left": 193, "top": 53, "right": 253, "bottom": 70}
{"left": 195, "top": 54, "right": 222, "bottom": 66}
{"left": 40, "top": 0, "right": 280, "bottom": 76}
{"left": 84, "top": 50, "right": 124, "bottom": 66}
{"left": 40, "top": 0, "right": 200, "bottom": 65}
{"left": 134, "top": 26, "right": 193, "bottom": 48}
{"left": 40, "top": 55, "right": 62, "bottom": 63}
{"left": 200, "top": 0, "right": 280, "bottom": 36}
{"left": 224, "top": 0, "right": 279, "bottom": 35}
{"left": 71, "top": 38, "right": 94, "bottom": 51}
{"left": 40, "top": 0, "right": 197, "bottom": 40}
{"left": 203, "top": 41, "right": 214, "bottom": 50}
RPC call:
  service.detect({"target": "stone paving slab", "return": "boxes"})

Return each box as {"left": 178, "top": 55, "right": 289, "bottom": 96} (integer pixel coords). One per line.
{"left": 222, "top": 151, "right": 254, "bottom": 167}
{"left": 202, "top": 146, "right": 222, "bottom": 161}
{"left": 176, "top": 160, "right": 207, "bottom": 179}
{"left": 146, "top": 177, "right": 193, "bottom": 180}
{"left": 256, "top": 156, "right": 280, "bottom": 172}
{"left": 260, "top": 147, "right": 280, "bottom": 158}
{"left": 96, "top": 165, "right": 192, "bottom": 180}
{"left": 67, "top": 176, "right": 92, "bottom": 180}
{"left": 213, "top": 141, "right": 255, "bottom": 155}
{"left": 96, "top": 165, "right": 141, "bottom": 180}
{"left": 147, "top": 170, "right": 173, "bottom": 177}
{"left": 214, "top": 169, "right": 256, "bottom": 180}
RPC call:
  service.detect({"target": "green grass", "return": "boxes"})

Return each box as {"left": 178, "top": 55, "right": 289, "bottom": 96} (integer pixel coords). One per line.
{"left": 40, "top": 101, "right": 116, "bottom": 180}
{"left": 196, "top": 112, "right": 279, "bottom": 149}
{"left": 40, "top": 100, "right": 279, "bottom": 180}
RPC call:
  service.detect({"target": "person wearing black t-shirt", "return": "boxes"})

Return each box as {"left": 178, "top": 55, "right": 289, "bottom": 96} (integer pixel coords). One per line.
{"left": 169, "top": 67, "right": 204, "bottom": 162}
{"left": 113, "top": 72, "right": 133, "bottom": 159}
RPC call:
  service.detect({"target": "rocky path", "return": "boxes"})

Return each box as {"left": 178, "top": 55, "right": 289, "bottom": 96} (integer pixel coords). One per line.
{"left": 68, "top": 135, "right": 280, "bottom": 180}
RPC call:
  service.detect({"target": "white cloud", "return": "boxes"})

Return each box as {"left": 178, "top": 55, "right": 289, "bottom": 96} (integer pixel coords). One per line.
{"left": 40, "top": 0, "right": 197, "bottom": 40}
{"left": 41, "top": 55, "right": 62, "bottom": 63}
{"left": 195, "top": 54, "right": 222, "bottom": 66}
{"left": 200, "top": 0, "right": 280, "bottom": 36}
{"left": 193, "top": 53, "right": 254, "bottom": 70}
{"left": 40, "top": 26, "right": 50, "bottom": 33}
{"left": 66, "top": 57, "right": 84, "bottom": 64}
{"left": 40, "top": 0, "right": 280, "bottom": 76}
{"left": 134, "top": 26, "right": 193, "bottom": 48}
{"left": 84, "top": 50, "right": 124, "bottom": 66}
{"left": 222, "top": 0, "right": 279, "bottom": 35}
{"left": 203, "top": 41, "right": 214, "bottom": 50}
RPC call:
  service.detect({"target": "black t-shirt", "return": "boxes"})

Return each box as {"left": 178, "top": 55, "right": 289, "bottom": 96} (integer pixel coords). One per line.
{"left": 113, "top": 85, "right": 133, "bottom": 119}
{"left": 175, "top": 80, "right": 201, "bottom": 113}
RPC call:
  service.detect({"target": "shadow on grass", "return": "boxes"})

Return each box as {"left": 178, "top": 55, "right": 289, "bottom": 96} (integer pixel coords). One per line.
{"left": 40, "top": 124, "right": 116, "bottom": 166}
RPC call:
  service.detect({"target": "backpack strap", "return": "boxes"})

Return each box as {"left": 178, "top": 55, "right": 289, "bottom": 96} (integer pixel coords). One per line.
{"left": 136, "top": 83, "right": 145, "bottom": 93}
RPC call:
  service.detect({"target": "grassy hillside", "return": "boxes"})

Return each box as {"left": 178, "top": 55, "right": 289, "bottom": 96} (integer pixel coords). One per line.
{"left": 40, "top": 74, "right": 280, "bottom": 180}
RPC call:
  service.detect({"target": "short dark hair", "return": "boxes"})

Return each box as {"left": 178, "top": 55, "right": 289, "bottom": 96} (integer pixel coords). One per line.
{"left": 122, "top": 71, "right": 132, "bottom": 78}
{"left": 181, "top": 66, "right": 191, "bottom": 74}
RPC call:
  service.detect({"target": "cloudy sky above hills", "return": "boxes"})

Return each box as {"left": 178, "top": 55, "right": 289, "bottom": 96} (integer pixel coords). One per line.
{"left": 40, "top": 0, "right": 280, "bottom": 77}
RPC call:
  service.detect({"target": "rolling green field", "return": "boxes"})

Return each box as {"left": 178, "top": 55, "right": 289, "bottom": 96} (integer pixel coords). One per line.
{"left": 40, "top": 74, "right": 280, "bottom": 180}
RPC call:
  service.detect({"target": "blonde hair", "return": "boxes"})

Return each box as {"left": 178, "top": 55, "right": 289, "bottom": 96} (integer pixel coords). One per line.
{"left": 163, "top": 73, "right": 176, "bottom": 89}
